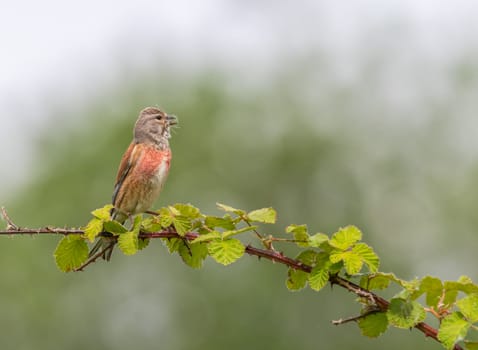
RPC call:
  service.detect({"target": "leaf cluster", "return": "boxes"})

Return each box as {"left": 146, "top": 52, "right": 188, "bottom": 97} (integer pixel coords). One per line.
{"left": 52, "top": 203, "right": 478, "bottom": 349}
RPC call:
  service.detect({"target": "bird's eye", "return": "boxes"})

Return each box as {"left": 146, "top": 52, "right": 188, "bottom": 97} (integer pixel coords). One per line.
{"left": 155, "top": 115, "right": 162, "bottom": 120}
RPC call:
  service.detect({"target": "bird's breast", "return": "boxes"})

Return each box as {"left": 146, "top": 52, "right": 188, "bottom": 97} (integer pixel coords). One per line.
{"left": 140, "top": 147, "right": 171, "bottom": 190}
{"left": 140, "top": 148, "right": 171, "bottom": 175}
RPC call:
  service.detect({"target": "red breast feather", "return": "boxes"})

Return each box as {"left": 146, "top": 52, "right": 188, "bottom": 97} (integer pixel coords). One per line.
{"left": 114, "top": 143, "right": 171, "bottom": 219}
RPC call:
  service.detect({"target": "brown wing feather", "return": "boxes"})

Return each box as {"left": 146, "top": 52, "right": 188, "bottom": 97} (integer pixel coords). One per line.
{"left": 112, "top": 142, "right": 137, "bottom": 206}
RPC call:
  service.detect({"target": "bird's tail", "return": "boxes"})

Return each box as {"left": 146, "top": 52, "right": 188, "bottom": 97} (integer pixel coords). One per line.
{"left": 88, "top": 206, "right": 123, "bottom": 261}
{"left": 88, "top": 236, "right": 115, "bottom": 261}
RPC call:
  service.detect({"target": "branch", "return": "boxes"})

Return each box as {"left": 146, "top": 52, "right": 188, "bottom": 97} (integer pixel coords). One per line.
{"left": 0, "top": 209, "right": 461, "bottom": 350}
{"left": 332, "top": 308, "right": 381, "bottom": 326}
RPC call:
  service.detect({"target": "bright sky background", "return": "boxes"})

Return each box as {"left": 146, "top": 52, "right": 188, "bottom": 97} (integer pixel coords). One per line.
{"left": 1, "top": 0, "right": 478, "bottom": 196}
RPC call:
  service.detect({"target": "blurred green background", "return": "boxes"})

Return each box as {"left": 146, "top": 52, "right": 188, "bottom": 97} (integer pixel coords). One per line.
{"left": 2, "top": 2, "right": 478, "bottom": 349}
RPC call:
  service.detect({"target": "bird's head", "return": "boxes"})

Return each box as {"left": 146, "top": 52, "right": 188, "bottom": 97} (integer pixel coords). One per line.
{"left": 134, "top": 107, "right": 178, "bottom": 146}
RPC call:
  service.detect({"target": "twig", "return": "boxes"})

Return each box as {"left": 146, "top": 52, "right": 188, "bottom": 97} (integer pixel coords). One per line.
{"left": 74, "top": 241, "right": 116, "bottom": 272}
{"left": 332, "top": 308, "right": 380, "bottom": 325}
{"left": 0, "top": 208, "right": 83, "bottom": 235}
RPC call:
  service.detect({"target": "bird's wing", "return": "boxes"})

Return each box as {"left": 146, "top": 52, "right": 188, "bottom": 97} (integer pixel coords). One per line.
{"left": 112, "top": 142, "right": 140, "bottom": 206}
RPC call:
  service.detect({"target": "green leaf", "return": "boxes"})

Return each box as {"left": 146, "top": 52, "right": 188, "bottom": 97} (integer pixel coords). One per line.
{"left": 84, "top": 218, "right": 103, "bottom": 242}
{"left": 247, "top": 207, "right": 277, "bottom": 224}
{"left": 167, "top": 205, "right": 180, "bottom": 216}
{"left": 464, "top": 341, "right": 478, "bottom": 350}
{"left": 459, "top": 275, "right": 474, "bottom": 284}
{"left": 360, "top": 273, "right": 393, "bottom": 290}
{"left": 358, "top": 312, "right": 388, "bottom": 338}
{"left": 141, "top": 217, "right": 162, "bottom": 232}
{"left": 352, "top": 243, "right": 379, "bottom": 273}
{"left": 208, "top": 238, "right": 245, "bottom": 265}
{"left": 329, "top": 225, "right": 362, "bottom": 250}
{"left": 342, "top": 252, "right": 363, "bottom": 275}
{"left": 286, "top": 268, "right": 309, "bottom": 291}
{"left": 173, "top": 203, "right": 201, "bottom": 219}
{"left": 295, "top": 250, "right": 318, "bottom": 266}
{"left": 222, "top": 225, "right": 257, "bottom": 239}
{"left": 308, "top": 233, "right": 329, "bottom": 247}
{"left": 443, "top": 277, "right": 478, "bottom": 306}
{"left": 205, "top": 216, "right": 236, "bottom": 230}
{"left": 178, "top": 242, "right": 208, "bottom": 269}
{"left": 138, "top": 238, "right": 150, "bottom": 250}
{"left": 457, "top": 294, "right": 478, "bottom": 323}
{"left": 330, "top": 251, "right": 363, "bottom": 275}
{"left": 172, "top": 216, "right": 191, "bottom": 236}
{"left": 118, "top": 232, "right": 138, "bottom": 255}
{"left": 286, "top": 224, "right": 310, "bottom": 247}
{"left": 438, "top": 312, "right": 470, "bottom": 350}
{"left": 117, "top": 216, "right": 141, "bottom": 255}
{"left": 419, "top": 276, "right": 443, "bottom": 308}
{"left": 308, "top": 265, "right": 329, "bottom": 291}
{"left": 456, "top": 276, "right": 478, "bottom": 294}
{"left": 103, "top": 220, "right": 127, "bottom": 235}
{"left": 162, "top": 237, "right": 182, "bottom": 253}
{"left": 386, "top": 298, "right": 426, "bottom": 329}
{"left": 216, "top": 203, "right": 246, "bottom": 216}
{"left": 54, "top": 236, "right": 88, "bottom": 272}
{"left": 191, "top": 231, "right": 221, "bottom": 243}
{"left": 91, "top": 204, "right": 114, "bottom": 220}
{"left": 158, "top": 207, "right": 174, "bottom": 228}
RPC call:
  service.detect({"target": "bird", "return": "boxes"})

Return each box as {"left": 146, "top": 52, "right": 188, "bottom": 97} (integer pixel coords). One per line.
{"left": 89, "top": 107, "right": 177, "bottom": 261}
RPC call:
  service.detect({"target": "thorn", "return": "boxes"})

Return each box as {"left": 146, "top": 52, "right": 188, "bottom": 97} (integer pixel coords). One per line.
{"left": 1, "top": 207, "right": 19, "bottom": 231}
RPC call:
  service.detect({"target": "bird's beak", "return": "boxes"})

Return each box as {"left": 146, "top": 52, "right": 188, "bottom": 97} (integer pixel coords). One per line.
{"left": 166, "top": 114, "right": 178, "bottom": 126}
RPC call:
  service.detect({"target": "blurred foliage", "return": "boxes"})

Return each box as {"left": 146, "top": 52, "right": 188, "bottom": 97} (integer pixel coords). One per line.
{"left": 1, "top": 54, "right": 478, "bottom": 350}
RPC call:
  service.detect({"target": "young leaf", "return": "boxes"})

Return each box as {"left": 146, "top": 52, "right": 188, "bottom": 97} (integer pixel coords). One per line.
{"left": 208, "top": 238, "right": 245, "bottom": 266}
{"left": 178, "top": 242, "right": 208, "bottom": 269}
{"left": 352, "top": 243, "right": 379, "bottom": 273}
{"left": 308, "top": 233, "right": 329, "bottom": 247}
{"left": 222, "top": 225, "right": 257, "bottom": 239}
{"left": 216, "top": 203, "right": 246, "bottom": 216}
{"left": 247, "top": 207, "right": 277, "bottom": 224}
{"left": 295, "top": 250, "right": 318, "bottom": 266}
{"left": 117, "top": 216, "right": 141, "bottom": 255}
{"left": 386, "top": 298, "right": 426, "bottom": 329}
{"left": 330, "top": 251, "right": 363, "bottom": 275}
{"left": 457, "top": 276, "right": 478, "bottom": 295}
{"left": 172, "top": 216, "right": 191, "bottom": 236}
{"left": 162, "top": 237, "right": 182, "bottom": 253}
{"left": 54, "top": 236, "right": 88, "bottom": 272}
{"left": 286, "top": 268, "right": 309, "bottom": 291}
{"left": 358, "top": 312, "right": 388, "bottom": 338}
{"left": 286, "top": 224, "right": 310, "bottom": 247}
{"left": 438, "top": 312, "right": 470, "bottom": 350}
{"left": 329, "top": 225, "right": 362, "bottom": 250}
{"left": 173, "top": 203, "right": 201, "bottom": 219}
{"left": 191, "top": 231, "right": 221, "bottom": 244}
{"left": 167, "top": 205, "right": 181, "bottom": 216}
{"left": 141, "top": 217, "right": 162, "bottom": 232}
{"left": 138, "top": 238, "right": 150, "bottom": 250}
{"left": 457, "top": 294, "right": 478, "bottom": 323}
{"left": 118, "top": 231, "right": 138, "bottom": 255}
{"left": 158, "top": 207, "right": 174, "bottom": 228}
{"left": 103, "top": 220, "right": 127, "bottom": 235}
{"left": 84, "top": 218, "right": 103, "bottom": 242}
{"left": 419, "top": 276, "right": 443, "bottom": 308}
{"left": 205, "top": 216, "right": 236, "bottom": 230}
{"left": 360, "top": 273, "right": 391, "bottom": 290}
{"left": 91, "top": 204, "right": 114, "bottom": 220}
{"left": 464, "top": 341, "right": 478, "bottom": 350}
{"left": 308, "top": 265, "right": 329, "bottom": 291}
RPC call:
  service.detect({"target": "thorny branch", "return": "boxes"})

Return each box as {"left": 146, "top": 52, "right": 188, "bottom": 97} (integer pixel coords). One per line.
{"left": 0, "top": 207, "right": 463, "bottom": 350}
